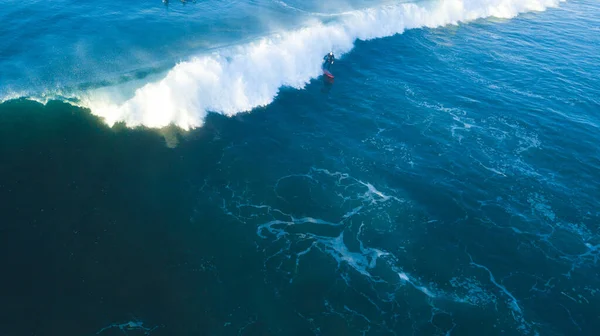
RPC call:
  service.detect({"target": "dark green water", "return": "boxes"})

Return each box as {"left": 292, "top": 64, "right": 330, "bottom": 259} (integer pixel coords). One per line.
{"left": 1, "top": 1, "right": 600, "bottom": 335}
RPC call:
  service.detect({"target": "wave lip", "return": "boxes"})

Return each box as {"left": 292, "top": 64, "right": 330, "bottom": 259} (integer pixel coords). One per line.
{"left": 82, "top": 0, "right": 563, "bottom": 130}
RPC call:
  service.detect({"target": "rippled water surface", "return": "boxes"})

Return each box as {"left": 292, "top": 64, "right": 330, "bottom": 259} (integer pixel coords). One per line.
{"left": 1, "top": 0, "right": 599, "bottom": 335}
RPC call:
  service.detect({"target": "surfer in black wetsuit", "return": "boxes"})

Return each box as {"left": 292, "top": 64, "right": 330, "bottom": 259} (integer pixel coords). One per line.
{"left": 323, "top": 52, "right": 335, "bottom": 70}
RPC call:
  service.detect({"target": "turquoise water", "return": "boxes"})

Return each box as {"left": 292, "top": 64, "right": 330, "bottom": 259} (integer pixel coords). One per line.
{"left": 1, "top": 0, "right": 599, "bottom": 335}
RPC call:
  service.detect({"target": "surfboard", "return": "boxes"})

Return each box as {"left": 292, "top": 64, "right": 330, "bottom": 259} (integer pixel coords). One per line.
{"left": 323, "top": 69, "right": 334, "bottom": 79}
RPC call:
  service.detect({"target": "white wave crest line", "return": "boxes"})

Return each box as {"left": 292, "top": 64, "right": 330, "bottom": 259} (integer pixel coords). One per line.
{"left": 81, "top": 0, "right": 563, "bottom": 130}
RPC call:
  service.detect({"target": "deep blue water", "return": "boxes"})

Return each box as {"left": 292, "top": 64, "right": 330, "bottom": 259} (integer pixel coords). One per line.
{"left": 1, "top": 0, "right": 599, "bottom": 335}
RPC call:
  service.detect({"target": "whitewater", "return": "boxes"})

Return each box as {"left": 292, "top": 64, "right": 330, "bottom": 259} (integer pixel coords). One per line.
{"left": 2, "top": 1, "right": 599, "bottom": 334}
{"left": 10, "top": 0, "right": 564, "bottom": 130}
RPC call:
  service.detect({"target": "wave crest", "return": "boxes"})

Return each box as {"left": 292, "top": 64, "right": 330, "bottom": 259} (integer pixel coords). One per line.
{"left": 82, "top": 0, "right": 562, "bottom": 130}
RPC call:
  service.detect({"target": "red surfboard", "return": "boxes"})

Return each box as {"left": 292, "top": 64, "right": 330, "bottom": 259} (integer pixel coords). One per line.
{"left": 323, "top": 69, "right": 334, "bottom": 79}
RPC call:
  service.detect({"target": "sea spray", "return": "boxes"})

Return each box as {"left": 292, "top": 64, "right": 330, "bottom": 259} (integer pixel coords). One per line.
{"left": 82, "top": 0, "right": 563, "bottom": 130}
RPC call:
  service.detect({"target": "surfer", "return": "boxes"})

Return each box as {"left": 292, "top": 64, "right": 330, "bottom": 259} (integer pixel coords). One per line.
{"left": 323, "top": 52, "right": 335, "bottom": 70}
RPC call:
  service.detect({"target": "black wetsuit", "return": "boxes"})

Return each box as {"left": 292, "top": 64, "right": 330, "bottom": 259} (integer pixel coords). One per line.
{"left": 323, "top": 54, "right": 335, "bottom": 70}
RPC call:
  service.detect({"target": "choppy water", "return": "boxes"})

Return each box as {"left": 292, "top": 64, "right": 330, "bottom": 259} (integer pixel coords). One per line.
{"left": 1, "top": 0, "right": 599, "bottom": 335}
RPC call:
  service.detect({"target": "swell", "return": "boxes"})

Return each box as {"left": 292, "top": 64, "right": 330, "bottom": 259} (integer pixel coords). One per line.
{"left": 9, "top": 0, "right": 565, "bottom": 130}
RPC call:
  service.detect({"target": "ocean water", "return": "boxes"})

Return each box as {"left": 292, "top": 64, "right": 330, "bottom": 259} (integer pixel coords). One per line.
{"left": 1, "top": 0, "right": 599, "bottom": 335}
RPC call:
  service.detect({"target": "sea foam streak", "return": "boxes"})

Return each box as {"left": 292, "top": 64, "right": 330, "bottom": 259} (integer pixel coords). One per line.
{"left": 82, "top": 0, "right": 562, "bottom": 130}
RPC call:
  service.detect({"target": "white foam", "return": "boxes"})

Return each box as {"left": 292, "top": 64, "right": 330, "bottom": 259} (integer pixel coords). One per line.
{"left": 397, "top": 271, "right": 436, "bottom": 297}
{"left": 81, "top": 0, "right": 563, "bottom": 129}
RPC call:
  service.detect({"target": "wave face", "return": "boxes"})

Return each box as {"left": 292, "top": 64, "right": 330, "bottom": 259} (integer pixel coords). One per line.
{"left": 78, "top": 0, "right": 561, "bottom": 129}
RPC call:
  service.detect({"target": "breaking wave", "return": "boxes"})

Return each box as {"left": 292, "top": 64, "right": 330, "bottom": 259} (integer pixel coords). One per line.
{"left": 80, "top": 0, "right": 562, "bottom": 130}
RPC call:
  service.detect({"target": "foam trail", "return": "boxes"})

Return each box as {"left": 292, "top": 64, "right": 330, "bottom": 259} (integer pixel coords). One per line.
{"left": 82, "top": 0, "right": 563, "bottom": 130}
